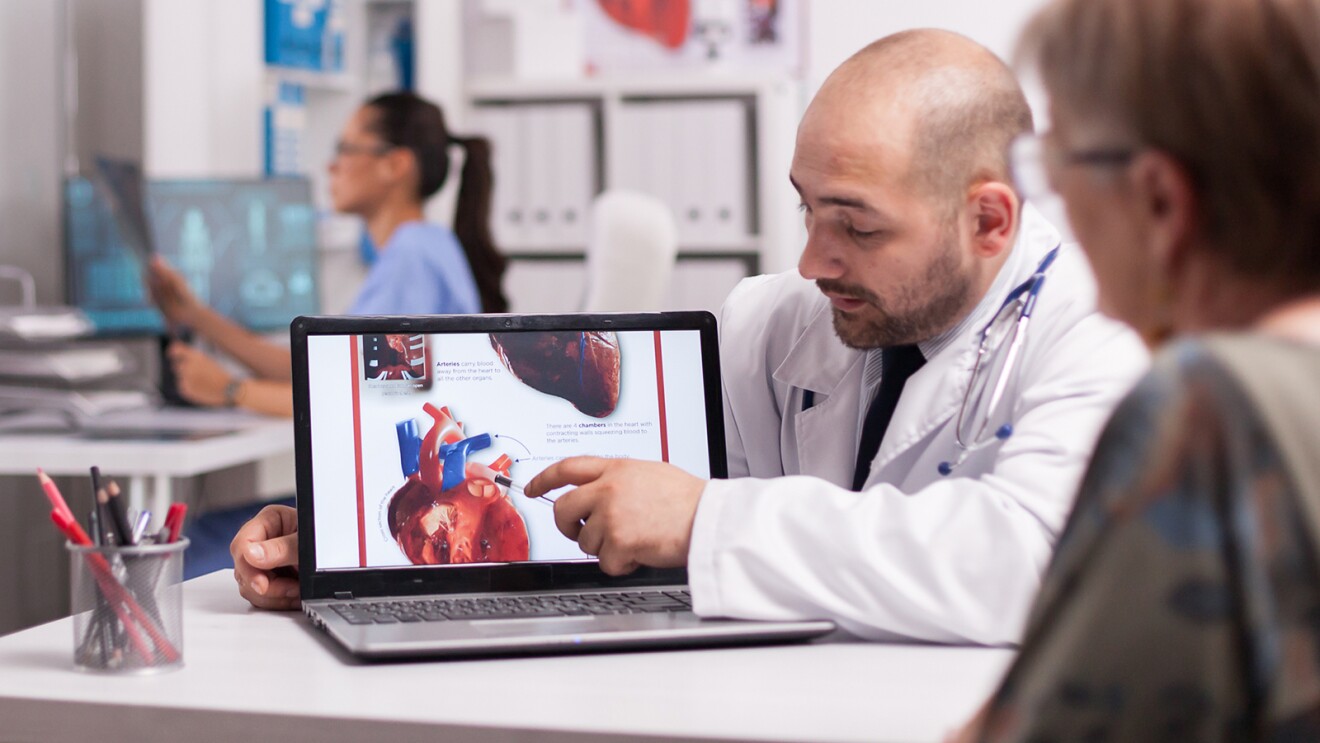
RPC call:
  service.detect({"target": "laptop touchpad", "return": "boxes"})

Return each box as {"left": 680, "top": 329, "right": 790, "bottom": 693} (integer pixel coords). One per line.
{"left": 473, "top": 617, "right": 603, "bottom": 637}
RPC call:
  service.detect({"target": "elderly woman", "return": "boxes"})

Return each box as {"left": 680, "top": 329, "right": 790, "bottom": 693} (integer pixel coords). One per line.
{"left": 956, "top": 0, "right": 1320, "bottom": 740}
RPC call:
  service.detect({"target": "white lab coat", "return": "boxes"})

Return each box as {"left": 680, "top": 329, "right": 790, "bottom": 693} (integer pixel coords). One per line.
{"left": 686, "top": 206, "right": 1150, "bottom": 644}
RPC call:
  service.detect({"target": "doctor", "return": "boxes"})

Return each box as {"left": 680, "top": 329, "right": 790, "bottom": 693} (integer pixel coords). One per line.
{"left": 525, "top": 30, "right": 1149, "bottom": 644}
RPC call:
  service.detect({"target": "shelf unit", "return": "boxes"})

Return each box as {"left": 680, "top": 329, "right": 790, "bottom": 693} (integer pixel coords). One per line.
{"left": 463, "top": 74, "right": 803, "bottom": 314}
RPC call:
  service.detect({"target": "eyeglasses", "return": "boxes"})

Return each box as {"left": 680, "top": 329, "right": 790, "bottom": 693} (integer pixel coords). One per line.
{"left": 1010, "top": 133, "right": 1136, "bottom": 203}
{"left": 938, "top": 245, "right": 1061, "bottom": 476}
{"left": 333, "top": 139, "right": 394, "bottom": 159}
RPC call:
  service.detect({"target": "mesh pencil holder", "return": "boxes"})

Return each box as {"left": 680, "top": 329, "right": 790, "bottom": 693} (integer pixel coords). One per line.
{"left": 67, "top": 538, "right": 188, "bottom": 674}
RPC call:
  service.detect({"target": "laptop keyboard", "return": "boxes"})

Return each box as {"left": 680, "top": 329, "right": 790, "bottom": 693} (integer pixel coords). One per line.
{"left": 327, "top": 589, "right": 693, "bottom": 625}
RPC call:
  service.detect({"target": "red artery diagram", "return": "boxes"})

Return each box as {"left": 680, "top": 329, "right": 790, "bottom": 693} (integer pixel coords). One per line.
{"left": 596, "top": 0, "right": 692, "bottom": 49}
{"left": 387, "top": 403, "right": 529, "bottom": 565}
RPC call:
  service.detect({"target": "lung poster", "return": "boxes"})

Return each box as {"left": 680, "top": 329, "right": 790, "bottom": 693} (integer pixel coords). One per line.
{"left": 306, "top": 329, "right": 710, "bottom": 570}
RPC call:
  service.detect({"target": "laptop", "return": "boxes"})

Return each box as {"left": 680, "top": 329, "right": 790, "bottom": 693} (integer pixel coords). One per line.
{"left": 290, "top": 311, "right": 835, "bottom": 659}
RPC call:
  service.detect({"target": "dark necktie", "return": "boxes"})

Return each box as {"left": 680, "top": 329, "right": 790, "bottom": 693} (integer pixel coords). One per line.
{"left": 852, "top": 344, "right": 925, "bottom": 490}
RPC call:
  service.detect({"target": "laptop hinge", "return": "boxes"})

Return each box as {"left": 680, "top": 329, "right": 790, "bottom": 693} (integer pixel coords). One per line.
{"left": 333, "top": 591, "right": 353, "bottom": 600}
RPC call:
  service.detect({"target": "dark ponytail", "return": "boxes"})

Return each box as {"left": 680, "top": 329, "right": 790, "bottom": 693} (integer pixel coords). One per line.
{"left": 364, "top": 92, "right": 509, "bottom": 313}
{"left": 449, "top": 135, "right": 508, "bottom": 314}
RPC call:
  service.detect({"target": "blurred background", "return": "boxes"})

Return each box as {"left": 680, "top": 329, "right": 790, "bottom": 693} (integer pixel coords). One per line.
{"left": 0, "top": 0, "right": 1052, "bottom": 635}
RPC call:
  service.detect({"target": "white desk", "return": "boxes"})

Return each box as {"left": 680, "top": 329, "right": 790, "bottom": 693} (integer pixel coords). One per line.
{"left": 0, "top": 571, "right": 1014, "bottom": 743}
{"left": 0, "top": 407, "right": 292, "bottom": 518}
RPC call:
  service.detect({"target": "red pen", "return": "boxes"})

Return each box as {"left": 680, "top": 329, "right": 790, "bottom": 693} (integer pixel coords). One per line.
{"left": 164, "top": 503, "right": 188, "bottom": 543}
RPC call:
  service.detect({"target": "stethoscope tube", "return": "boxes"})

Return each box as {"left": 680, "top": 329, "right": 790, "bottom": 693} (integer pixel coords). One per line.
{"left": 937, "top": 245, "right": 1061, "bottom": 476}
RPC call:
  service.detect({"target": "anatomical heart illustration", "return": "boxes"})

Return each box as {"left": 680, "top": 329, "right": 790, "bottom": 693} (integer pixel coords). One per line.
{"left": 388, "top": 403, "right": 529, "bottom": 565}
{"left": 489, "top": 331, "right": 621, "bottom": 418}
{"left": 595, "top": 0, "right": 692, "bottom": 49}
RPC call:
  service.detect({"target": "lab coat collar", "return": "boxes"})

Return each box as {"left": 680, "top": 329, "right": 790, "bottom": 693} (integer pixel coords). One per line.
{"left": 771, "top": 298, "right": 865, "bottom": 398}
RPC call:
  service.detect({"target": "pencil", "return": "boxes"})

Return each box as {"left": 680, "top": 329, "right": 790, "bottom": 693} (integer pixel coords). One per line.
{"left": 105, "top": 480, "right": 135, "bottom": 546}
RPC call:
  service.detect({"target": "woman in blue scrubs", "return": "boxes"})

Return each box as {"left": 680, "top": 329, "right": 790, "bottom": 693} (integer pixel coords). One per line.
{"left": 148, "top": 91, "right": 506, "bottom": 416}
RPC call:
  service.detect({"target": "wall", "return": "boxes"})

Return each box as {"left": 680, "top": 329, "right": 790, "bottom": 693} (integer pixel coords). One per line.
{"left": 0, "top": 0, "right": 66, "bottom": 306}
{"left": 805, "top": 0, "right": 1054, "bottom": 98}
{"left": 69, "top": 0, "right": 144, "bottom": 172}
{"left": 0, "top": 0, "right": 68, "bottom": 636}
{"left": 143, "top": 0, "right": 263, "bottom": 176}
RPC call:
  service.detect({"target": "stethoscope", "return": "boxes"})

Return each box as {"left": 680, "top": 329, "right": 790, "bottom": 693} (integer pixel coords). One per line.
{"left": 937, "top": 245, "right": 1060, "bottom": 476}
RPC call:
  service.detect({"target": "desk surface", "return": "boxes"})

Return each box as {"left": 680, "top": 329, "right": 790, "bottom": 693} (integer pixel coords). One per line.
{"left": 0, "top": 408, "right": 292, "bottom": 477}
{"left": 0, "top": 570, "right": 1013, "bottom": 743}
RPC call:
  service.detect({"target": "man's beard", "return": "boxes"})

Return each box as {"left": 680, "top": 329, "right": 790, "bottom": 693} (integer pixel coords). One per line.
{"left": 818, "top": 236, "right": 975, "bottom": 350}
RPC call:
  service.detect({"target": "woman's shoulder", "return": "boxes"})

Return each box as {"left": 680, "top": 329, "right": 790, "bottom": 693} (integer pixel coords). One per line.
{"left": 1073, "top": 334, "right": 1316, "bottom": 503}
{"left": 1151, "top": 332, "right": 1320, "bottom": 402}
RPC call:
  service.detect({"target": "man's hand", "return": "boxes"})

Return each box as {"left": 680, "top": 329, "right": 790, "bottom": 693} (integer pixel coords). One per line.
{"left": 167, "top": 342, "right": 233, "bottom": 407}
{"left": 230, "top": 505, "right": 300, "bottom": 610}
{"left": 146, "top": 256, "right": 202, "bottom": 327}
{"left": 524, "top": 457, "right": 705, "bottom": 575}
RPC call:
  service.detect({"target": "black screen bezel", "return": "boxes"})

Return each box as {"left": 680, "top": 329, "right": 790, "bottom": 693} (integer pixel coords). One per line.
{"left": 291, "top": 312, "right": 727, "bottom": 600}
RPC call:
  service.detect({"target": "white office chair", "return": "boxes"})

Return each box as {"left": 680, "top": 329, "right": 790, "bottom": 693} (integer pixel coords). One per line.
{"left": 580, "top": 190, "right": 679, "bottom": 312}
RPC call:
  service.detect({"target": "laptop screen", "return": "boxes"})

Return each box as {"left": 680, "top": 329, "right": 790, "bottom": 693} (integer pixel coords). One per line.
{"left": 298, "top": 316, "right": 720, "bottom": 576}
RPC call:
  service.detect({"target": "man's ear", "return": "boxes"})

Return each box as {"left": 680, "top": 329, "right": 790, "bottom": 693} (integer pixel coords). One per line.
{"left": 966, "top": 181, "right": 1019, "bottom": 259}
{"left": 1128, "top": 151, "right": 1197, "bottom": 278}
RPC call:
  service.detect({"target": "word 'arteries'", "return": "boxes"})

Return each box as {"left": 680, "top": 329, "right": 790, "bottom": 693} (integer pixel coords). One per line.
{"left": 389, "top": 403, "right": 529, "bottom": 565}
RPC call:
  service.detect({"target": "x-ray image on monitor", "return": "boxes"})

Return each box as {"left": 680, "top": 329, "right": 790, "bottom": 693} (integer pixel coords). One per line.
{"left": 64, "top": 176, "right": 321, "bottom": 336}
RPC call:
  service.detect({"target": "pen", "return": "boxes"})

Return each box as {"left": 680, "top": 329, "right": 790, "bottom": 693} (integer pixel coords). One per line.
{"left": 89, "top": 507, "right": 102, "bottom": 547}
{"left": 83, "top": 508, "right": 111, "bottom": 669}
{"left": 91, "top": 466, "right": 114, "bottom": 544}
{"left": 163, "top": 503, "right": 187, "bottom": 543}
{"left": 494, "top": 474, "right": 556, "bottom": 505}
{"left": 105, "top": 480, "right": 135, "bottom": 546}
{"left": 132, "top": 511, "right": 152, "bottom": 544}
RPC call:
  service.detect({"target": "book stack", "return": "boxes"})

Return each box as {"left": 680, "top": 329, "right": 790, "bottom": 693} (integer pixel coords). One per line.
{"left": 0, "top": 332, "right": 155, "bottom": 433}
{"left": 0, "top": 266, "right": 154, "bottom": 431}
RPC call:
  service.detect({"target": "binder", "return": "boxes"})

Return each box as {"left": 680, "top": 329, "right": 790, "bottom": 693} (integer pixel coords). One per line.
{"left": 663, "top": 258, "right": 752, "bottom": 313}
{"left": 647, "top": 103, "right": 678, "bottom": 242}
{"left": 611, "top": 104, "right": 649, "bottom": 195}
{"left": 471, "top": 106, "right": 526, "bottom": 248}
{"left": 673, "top": 101, "right": 708, "bottom": 246}
{"left": 703, "top": 99, "right": 751, "bottom": 245}
{"left": 548, "top": 104, "right": 596, "bottom": 248}
{"left": 522, "top": 105, "right": 557, "bottom": 251}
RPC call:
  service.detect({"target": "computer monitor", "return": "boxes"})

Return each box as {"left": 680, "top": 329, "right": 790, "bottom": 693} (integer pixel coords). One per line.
{"left": 63, "top": 176, "right": 321, "bottom": 336}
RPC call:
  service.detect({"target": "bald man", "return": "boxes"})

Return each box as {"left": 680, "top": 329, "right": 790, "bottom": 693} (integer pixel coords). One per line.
{"left": 232, "top": 30, "right": 1146, "bottom": 644}
{"left": 522, "top": 30, "right": 1148, "bottom": 644}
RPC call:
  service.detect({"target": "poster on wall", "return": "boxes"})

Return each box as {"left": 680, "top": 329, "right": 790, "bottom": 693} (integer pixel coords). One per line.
{"left": 583, "top": 0, "right": 802, "bottom": 76}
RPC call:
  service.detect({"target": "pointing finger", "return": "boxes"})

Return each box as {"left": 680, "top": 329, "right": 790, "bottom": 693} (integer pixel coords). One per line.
{"left": 525, "top": 456, "right": 611, "bottom": 499}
